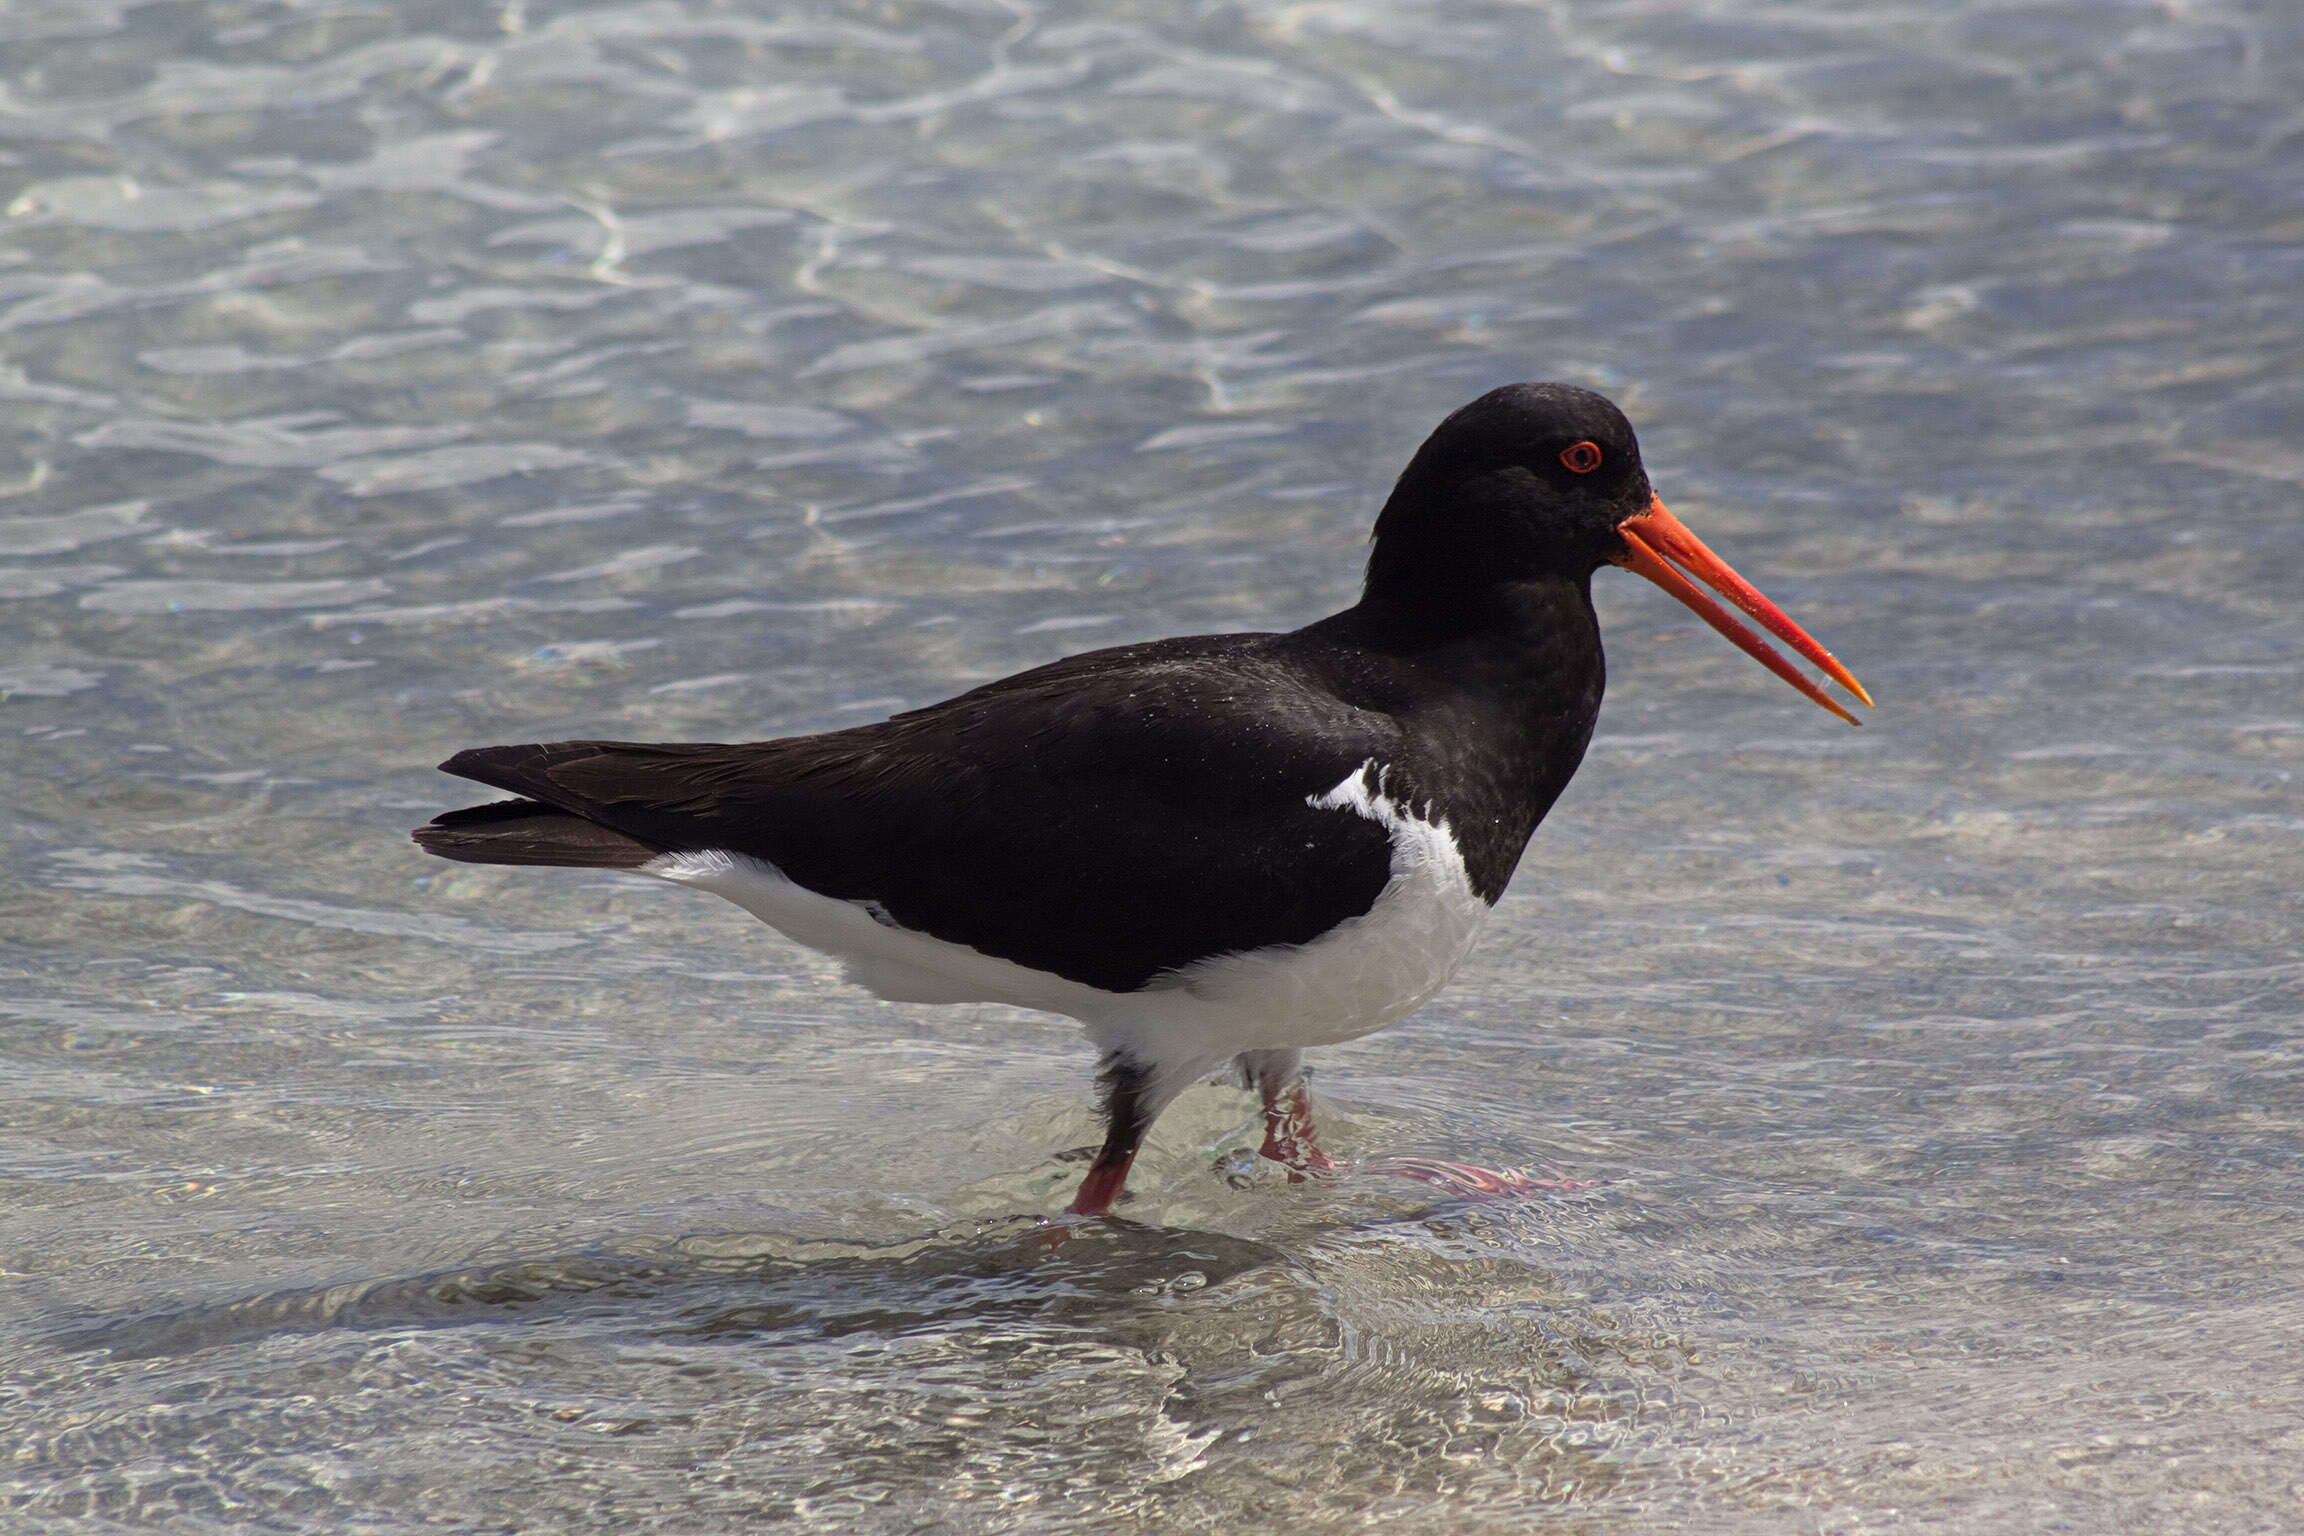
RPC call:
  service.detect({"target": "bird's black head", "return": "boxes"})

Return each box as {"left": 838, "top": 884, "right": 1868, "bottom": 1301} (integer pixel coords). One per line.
{"left": 1358, "top": 380, "right": 1874, "bottom": 724}
{"left": 1366, "top": 383, "right": 1655, "bottom": 603}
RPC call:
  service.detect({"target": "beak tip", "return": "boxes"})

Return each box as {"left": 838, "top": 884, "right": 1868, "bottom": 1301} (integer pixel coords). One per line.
{"left": 1820, "top": 661, "right": 1873, "bottom": 709}
{"left": 1624, "top": 502, "right": 1874, "bottom": 730}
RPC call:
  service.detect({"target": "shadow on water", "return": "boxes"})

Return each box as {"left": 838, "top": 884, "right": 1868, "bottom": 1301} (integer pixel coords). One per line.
{"left": 48, "top": 1217, "right": 1300, "bottom": 1364}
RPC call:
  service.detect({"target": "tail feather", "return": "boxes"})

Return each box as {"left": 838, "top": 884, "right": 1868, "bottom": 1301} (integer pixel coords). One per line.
{"left": 412, "top": 798, "right": 658, "bottom": 870}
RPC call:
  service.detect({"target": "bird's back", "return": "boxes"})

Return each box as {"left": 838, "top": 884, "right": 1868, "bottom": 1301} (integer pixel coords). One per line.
{"left": 420, "top": 628, "right": 1428, "bottom": 992}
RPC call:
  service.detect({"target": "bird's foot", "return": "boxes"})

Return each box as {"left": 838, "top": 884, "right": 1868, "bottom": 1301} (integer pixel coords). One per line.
{"left": 1352, "top": 1156, "right": 1600, "bottom": 1200}
{"left": 1229, "top": 1144, "right": 1595, "bottom": 1201}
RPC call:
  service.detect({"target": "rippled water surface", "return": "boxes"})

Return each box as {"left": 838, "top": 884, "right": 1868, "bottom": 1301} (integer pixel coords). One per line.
{"left": 5, "top": 0, "right": 2301, "bottom": 1529}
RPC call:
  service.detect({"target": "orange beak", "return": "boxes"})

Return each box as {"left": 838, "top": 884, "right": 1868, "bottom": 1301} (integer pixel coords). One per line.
{"left": 1612, "top": 498, "right": 1873, "bottom": 726}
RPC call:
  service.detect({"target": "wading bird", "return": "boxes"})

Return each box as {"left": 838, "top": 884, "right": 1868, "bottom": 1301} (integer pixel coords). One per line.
{"left": 416, "top": 384, "right": 1869, "bottom": 1215}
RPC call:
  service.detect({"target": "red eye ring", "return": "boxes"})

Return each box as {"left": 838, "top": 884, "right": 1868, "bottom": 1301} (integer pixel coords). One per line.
{"left": 1559, "top": 441, "right": 1603, "bottom": 474}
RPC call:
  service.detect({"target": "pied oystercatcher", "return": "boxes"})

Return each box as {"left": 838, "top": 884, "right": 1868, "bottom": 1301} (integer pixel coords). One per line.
{"left": 415, "top": 384, "right": 1869, "bottom": 1215}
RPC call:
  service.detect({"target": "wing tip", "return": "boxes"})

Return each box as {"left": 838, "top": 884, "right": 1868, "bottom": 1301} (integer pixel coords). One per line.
{"left": 411, "top": 797, "right": 658, "bottom": 870}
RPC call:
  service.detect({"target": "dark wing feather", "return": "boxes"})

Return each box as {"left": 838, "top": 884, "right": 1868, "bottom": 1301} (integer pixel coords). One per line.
{"left": 413, "top": 798, "right": 657, "bottom": 869}
{"left": 421, "top": 634, "right": 1402, "bottom": 992}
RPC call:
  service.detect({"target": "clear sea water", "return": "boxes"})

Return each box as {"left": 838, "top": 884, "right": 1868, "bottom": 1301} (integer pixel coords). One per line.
{"left": 3, "top": 1, "right": 2300, "bottom": 1530}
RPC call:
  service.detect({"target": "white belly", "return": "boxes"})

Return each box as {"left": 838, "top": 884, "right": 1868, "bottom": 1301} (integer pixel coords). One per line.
{"left": 641, "top": 761, "right": 1491, "bottom": 1087}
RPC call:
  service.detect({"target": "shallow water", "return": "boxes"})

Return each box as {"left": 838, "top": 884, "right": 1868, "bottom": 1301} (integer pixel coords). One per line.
{"left": 4, "top": 0, "right": 2301, "bottom": 1529}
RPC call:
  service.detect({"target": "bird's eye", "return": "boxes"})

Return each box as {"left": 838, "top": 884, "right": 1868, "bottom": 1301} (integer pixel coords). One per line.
{"left": 1559, "top": 441, "right": 1603, "bottom": 474}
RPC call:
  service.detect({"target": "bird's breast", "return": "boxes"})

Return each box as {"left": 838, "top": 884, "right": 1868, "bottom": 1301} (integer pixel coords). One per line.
{"left": 1141, "top": 759, "right": 1493, "bottom": 1052}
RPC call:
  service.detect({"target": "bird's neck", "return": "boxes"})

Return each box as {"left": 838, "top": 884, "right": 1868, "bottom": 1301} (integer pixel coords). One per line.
{"left": 1317, "top": 573, "right": 1604, "bottom": 697}
{"left": 1291, "top": 576, "right": 1608, "bottom": 899}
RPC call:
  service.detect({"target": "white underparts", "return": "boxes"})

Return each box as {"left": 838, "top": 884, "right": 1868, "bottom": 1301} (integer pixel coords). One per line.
{"left": 640, "top": 759, "right": 1492, "bottom": 1123}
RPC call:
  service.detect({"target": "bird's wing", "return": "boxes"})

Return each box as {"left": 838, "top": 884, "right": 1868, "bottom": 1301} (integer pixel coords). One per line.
{"left": 432, "top": 637, "right": 1408, "bottom": 992}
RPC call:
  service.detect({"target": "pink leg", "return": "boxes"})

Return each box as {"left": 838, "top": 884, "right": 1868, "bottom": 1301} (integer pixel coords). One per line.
{"left": 1066, "top": 1147, "right": 1136, "bottom": 1217}
{"left": 1240, "top": 1049, "right": 1334, "bottom": 1179}
{"left": 1257, "top": 1075, "right": 1338, "bottom": 1179}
